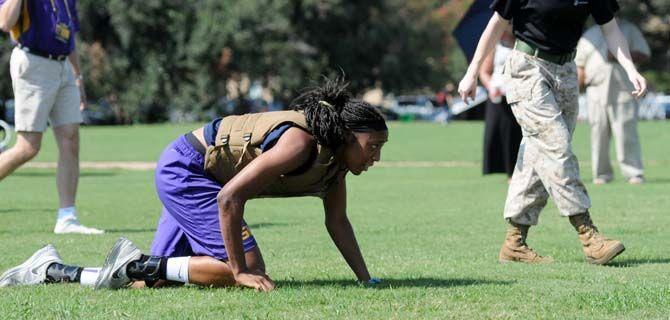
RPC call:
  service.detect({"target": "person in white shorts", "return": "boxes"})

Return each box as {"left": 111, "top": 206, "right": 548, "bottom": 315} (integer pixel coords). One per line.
{"left": 0, "top": 0, "right": 103, "bottom": 234}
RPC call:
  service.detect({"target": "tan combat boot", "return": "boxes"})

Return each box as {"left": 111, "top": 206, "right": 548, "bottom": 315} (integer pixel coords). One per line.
{"left": 499, "top": 222, "right": 554, "bottom": 263}
{"left": 569, "top": 212, "right": 625, "bottom": 265}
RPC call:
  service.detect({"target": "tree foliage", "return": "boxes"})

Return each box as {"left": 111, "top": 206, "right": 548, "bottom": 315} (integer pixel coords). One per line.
{"left": 618, "top": 0, "right": 670, "bottom": 92}
{"left": 0, "top": 0, "right": 667, "bottom": 122}
{"left": 75, "top": 0, "right": 453, "bottom": 122}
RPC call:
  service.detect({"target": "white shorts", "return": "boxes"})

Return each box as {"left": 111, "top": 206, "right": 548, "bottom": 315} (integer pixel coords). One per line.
{"left": 9, "top": 47, "right": 82, "bottom": 132}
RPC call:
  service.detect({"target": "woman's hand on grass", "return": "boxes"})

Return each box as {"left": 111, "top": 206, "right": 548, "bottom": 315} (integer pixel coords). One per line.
{"left": 234, "top": 270, "right": 275, "bottom": 292}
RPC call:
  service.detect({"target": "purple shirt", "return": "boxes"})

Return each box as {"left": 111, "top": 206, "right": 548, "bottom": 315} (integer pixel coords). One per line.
{"left": 0, "top": 0, "right": 79, "bottom": 56}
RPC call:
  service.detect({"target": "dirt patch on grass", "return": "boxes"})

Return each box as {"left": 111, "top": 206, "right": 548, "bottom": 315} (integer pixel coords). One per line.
{"left": 25, "top": 161, "right": 479, "bottom": 171}
{"left": 26, "top": 161, "right": 157, "bottom": 170}
{"left": 24, "top": 160, "right": 668, "bottom": 171}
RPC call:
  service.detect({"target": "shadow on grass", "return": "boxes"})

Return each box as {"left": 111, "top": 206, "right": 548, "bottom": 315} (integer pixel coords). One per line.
{"left": 13, "top": 171, "right": 117, "bottom": 177}
{"left": 105, "top": 228, "right": 155, "bottom": 233}
{"left": 607, "top": 258, "right": 670, "bottom": 267}
{"left": 0, "top": 224, "right": 153, "bottom": 234}
{"left": 0, "top": 208, "right": 52, "bottom": 214}
{"left": 275, "top": 277, "right": 514, "bottom": 289}
{"left": 643, "top": 178, "right": 670, "bottom": 184}
{"left": 81, "top": 171, "right": 119, "bottom": 178}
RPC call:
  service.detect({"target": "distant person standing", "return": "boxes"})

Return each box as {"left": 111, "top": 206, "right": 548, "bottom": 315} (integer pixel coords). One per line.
{"left": 576, "top": 19, "right": 650, "bottom": 185}
{"left": 362, "top": 80, "right": 384, "bottom": 108}
{"left": 435, "top": 83, "right": 455, "bottom": 107}
{"left": 0, "top": 0, "right": 103, "bottom": 234}
{"left": 479, "top": 27, "right": 521, "bottom": 180}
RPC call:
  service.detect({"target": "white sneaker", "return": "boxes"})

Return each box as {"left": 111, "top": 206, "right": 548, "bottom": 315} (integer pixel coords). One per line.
{"left": 94, "top": 237, "right": 142, "bottom": 290}
{"left": 54, "top": 216, "right": 105, "bottom": 235}
{"left": 0, "top": 244, "right": 63, "bottom": 287}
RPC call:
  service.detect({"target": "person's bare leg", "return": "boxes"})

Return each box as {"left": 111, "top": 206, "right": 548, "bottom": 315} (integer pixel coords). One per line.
{"left": 0, "top": 131, "right": 42, "bottom": 180}
{"left": 52, "top": 123, "right": 104, "bottom": 234}
{"left": 186, "top": 256, "right": 236, "bottom": 287}
{"left": 53, "top": 124, "right": 79, "bottom": 208}
{"left": 138, "top": 247, "right": 266, "bottom": 289}
{"left": 188, "top": 247, "right": 266, "bottom": 287}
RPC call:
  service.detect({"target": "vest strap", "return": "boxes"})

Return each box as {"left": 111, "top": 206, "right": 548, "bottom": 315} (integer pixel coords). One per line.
{"left": 216, "top": 115, "right": 237, "bottom": 146}
{"left": 241, "top": 113, "right": 263, "bottom": 144}
{"left": 204, "top": 111, "right": 340, "bottom": 198}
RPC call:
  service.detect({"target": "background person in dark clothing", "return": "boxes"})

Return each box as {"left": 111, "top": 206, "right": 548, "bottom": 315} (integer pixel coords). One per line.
{"left": 479, "top": 27, "right": 521, "bottom": 180}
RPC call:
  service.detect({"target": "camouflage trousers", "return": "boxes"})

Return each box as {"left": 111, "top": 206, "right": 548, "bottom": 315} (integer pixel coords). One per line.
{"left": 502, "top": 50, "right": 591, "bottom": 226}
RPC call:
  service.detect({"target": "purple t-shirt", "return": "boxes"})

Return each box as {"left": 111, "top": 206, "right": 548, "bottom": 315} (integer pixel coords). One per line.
{"left": 0, "top": 0, "right": 79, "bottom": 56}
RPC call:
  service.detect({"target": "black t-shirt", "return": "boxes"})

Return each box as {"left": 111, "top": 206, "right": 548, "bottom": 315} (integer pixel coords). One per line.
{"left": 491, "top": 0, "right": 619, "bottom": 54}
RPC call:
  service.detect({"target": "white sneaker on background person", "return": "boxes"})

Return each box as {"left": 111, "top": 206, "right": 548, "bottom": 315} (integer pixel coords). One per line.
{"left": 593, "top": 177, "right": 610, "bottom": 185}
{"left": 0, "top": 244, "right": 62, "bottom": 287}
{"left": 54, "top": 216, "right": 105, "bottom": 234}
{"left": 53, "top": 207, "right": 104, "bottom": 234}
{"left": 628, "top": 176, "right": 645, "bottom": 185}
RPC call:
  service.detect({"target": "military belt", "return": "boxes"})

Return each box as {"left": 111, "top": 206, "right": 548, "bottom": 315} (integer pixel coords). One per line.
{"left": 514, "top": 40, "right": 576, "bottom": 65}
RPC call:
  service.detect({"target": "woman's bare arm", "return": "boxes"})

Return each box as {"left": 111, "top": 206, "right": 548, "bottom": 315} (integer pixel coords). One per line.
{"left": 217, "top": 127, "right": 315, "bottom": 291}
{"left": 0, "top": 0, "right": 22, "bottom": 32}
{"left": 323, "top": 175, "right": 372, "bottom": 282}
{"left": 458, "top": 13, "right": 510, "bottom": 103}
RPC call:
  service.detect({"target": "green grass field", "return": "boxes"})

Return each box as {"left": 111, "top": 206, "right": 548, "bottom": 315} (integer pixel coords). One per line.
{"left": 1, "top": 121, "right": 669, "bottom": 319}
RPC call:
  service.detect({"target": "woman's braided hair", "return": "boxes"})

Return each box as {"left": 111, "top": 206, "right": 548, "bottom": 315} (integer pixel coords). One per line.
{"left": 290, "top": 77, "right": 387, "bottom": 150}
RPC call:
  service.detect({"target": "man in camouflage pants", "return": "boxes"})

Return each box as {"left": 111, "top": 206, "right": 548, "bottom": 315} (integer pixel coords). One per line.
{"left": 459, "top": 0, "right": 645, "bottom": 266}
{"left": 503, "top": 50, "right": 591, "bottom": 225}
{"left": 498, "top": 50, "right": 625, "bottom": 265}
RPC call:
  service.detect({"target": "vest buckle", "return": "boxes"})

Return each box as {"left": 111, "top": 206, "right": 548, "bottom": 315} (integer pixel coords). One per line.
{"left": 243, "top": 133, "right": 252, "bottom": 142}
{"left": 221, "top": 135, "right": 229, "bottom": 145}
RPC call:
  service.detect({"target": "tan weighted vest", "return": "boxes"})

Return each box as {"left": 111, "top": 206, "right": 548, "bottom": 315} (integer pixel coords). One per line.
{"left": 203, "top": 111, "right": 343, "bottom": 198}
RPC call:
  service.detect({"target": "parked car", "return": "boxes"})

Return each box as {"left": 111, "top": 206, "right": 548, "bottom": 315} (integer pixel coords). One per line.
{"left": 0, "top": 118, "right": 12, "bottom": 151}
{"left": 651, "top": 95, "right": 670, "bottom": 119}
{"left": 449, "top": 86, "right": 487, "bottom": 115}
{"left": 390, "top": 95, "right": 441, "bottom": 121}
{"left": 81, "top": 100, "right": 118, "bottom": 125}
{"left": 2, "top": 99, "right": 15, "bottom": 124}
{"left": 448, "top": 86, "right": 487, "bottom": 121}
{"left": 376, "top": 106, "right": 399, "bottom": 121}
